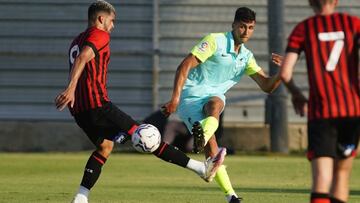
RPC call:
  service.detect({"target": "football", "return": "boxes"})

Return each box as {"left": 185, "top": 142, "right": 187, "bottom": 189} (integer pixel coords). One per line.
{"left": 131, "top": 124, "right": 161, "bottom": 153}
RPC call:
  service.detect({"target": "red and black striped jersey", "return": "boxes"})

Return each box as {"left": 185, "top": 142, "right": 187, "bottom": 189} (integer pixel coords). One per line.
{"left": 286, "top": 12, "right": 360, "bottom": 120}
{"left": 68, "top": 27, "right": 111, "bottom": 115}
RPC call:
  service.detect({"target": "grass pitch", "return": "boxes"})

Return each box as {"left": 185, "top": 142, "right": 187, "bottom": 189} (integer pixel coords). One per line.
{"left": 0, "top": 153, "right": 359, "bottom": 203}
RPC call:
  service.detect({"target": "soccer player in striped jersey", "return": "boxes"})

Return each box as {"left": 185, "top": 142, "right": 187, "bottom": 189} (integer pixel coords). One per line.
{"left": 162, "top": 7, "right": 283, "bottom": 203}
{"left": 280, "top": 0, "right": 360, "bottom": 202}
{"left": 55, "top": 1, "right": 225, "bottom": 203}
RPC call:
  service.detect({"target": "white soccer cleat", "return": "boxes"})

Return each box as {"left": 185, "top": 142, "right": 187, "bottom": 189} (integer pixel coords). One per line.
{"left": 71, "top": 194, "right": 88, "bottom": 203}
{"left": 202, "top": 147, "right": 227, "bottom": 182}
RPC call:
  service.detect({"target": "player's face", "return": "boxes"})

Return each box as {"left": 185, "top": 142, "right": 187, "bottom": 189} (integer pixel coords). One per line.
{"left": 232, "top": 20, "right": 255, "bottom": 44}
{"left": 103, "top": 12, "right": 116, "bottom": 33}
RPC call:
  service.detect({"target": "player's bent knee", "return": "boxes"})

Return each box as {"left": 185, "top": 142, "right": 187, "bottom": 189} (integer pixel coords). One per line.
{"left": 98, "top": 140, "right": 114, "bottom": 157}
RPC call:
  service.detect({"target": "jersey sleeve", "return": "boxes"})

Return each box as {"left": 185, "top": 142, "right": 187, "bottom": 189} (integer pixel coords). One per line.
{"left": 84, "top": 28, "right": 110, "bottom": 53}
{"left": 245, "top": 55, "right": 261, "bottom": 76}
{"left": 286, "top": 22, "right": 306, "bottom": 54}
{"left": 190, "top": 34, "right": 217, "bottom": 62}
{"left": 355, "top": 16, "right": 360, "bottom": 46}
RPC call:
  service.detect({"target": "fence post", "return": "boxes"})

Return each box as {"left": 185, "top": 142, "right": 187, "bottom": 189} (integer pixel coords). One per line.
{"left": 266, "top": 0, "right": 289, "bottom": 153}
{"left": 152, "top": 0, "right": 160, "bottom": 110}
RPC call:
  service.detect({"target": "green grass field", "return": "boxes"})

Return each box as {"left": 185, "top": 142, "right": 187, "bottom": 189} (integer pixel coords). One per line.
{"left": 0, "top": 153, "right": 359, "bottom": 203}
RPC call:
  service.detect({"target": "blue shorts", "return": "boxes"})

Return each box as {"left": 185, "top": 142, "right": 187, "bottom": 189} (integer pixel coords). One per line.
{"left": 176, "top": 95, "right": 225, "bottom": 131}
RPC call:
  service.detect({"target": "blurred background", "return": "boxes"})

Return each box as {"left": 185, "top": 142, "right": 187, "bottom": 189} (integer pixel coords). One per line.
{"left": 0, "top": 0, "right": 359, "bottom": 152}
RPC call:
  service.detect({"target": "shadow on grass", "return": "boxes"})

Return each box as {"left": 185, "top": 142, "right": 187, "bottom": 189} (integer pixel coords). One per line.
{"left": 234, "top": 187, "right": 309, "bottom": 194}
{"left": 234, "top": 187, "right": 360, "bottom": 196}
{"left": 151, "top": 185, "right": 360, "bottom": 197}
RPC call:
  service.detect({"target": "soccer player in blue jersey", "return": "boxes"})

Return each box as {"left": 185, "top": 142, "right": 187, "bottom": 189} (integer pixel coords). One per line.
{"left": 162, "top": 7, "right": 283, "bottom": 203}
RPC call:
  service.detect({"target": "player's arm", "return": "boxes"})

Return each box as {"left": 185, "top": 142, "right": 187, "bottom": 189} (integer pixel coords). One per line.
{"left": 55, "top": 46, "right": 95, "bottom": 110}
{"left": 162, "top": 54, "right": 200, "bottom": 116}
{"left": 249, "top": 53, "right": 283, "bottom": 93}
{"left": 162, "top": 34, "right": 216, "bottom": 116}
{"left": 280, "top": 52, "right": 308, "bottom": 116}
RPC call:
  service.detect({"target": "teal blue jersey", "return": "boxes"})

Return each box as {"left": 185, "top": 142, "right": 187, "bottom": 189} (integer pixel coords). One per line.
{"left": 181, "top": 32, "right": 261, "bottom": 100}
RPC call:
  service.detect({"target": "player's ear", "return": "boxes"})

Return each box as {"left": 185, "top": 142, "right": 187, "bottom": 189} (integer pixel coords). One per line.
{"left": 98, "top": 15, "right": 104, "bottom": 24}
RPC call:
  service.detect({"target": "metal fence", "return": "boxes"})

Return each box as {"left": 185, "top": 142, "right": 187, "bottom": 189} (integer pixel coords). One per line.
{"left": 0, "top": 0, "right": 359, "bottom": 124}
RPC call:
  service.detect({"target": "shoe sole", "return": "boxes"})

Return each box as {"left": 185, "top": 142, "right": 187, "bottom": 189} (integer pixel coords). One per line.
{"left": 192, "top": 122, "right": 205, "bottom": 153}
{"left": 193, "top": 135, "right": 205, "bottom": 153}
{"left": 205, "top": 148, "right": 227, "bottom": 182}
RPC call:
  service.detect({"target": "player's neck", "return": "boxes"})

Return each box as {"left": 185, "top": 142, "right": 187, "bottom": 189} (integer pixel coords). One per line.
{"left": 88, "top": 22, "right": 105, "bottom": 32}
{"left": 233, "top": 43, "right": 242, "bottom": 54}
{"left": 318, "top": 5, "right": 336, "bottom": 15}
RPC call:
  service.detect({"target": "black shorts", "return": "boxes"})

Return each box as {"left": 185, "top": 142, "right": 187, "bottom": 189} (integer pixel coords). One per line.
{"left": 74, "top": 102, "right": 139, "bottom": 147}
{"left": 307, "top": 117, "right": 360, "bottom": 160}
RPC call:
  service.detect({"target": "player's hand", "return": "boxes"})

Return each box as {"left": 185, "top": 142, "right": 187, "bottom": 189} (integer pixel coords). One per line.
{"left": 161, "top": 99, "right": 179, "bottom": 117}
{"left": 291, "top": 91, "right": 308, "bottom": 117}
{"left": 54, "top": 88, "right": 75, "bottom": 111}
{"left": 271, "top": 53, "right": 283, "bottom": 67}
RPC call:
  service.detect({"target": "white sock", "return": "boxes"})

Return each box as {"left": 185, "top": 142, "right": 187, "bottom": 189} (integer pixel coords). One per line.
{"left": 77, "top": 186, "right": 90, "bottom": 198}
{"left": 226, "top": 193, "right": 238, "bottom": 202}
{"left": 186, "top": 159, "right": 205, "bottom": 176}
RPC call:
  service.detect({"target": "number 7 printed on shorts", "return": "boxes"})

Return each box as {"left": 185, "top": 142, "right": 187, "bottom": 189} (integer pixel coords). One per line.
{"left": 318, "top": 31, "right": 344, "bottom": 72}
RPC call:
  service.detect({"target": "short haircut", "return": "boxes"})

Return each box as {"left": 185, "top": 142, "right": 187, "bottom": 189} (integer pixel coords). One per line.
{"left": 309, "top": 0, "right": 334, "bottom": 12}
{"left": 234, "top": 7, "right": 256, "bottom": 23}
{"left": 88, "top": 0, "right": 116, "bottom": 23}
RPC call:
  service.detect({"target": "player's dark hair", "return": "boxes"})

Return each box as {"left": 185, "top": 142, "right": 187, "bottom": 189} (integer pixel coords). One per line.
{"left": 234, "top": 7, "right": 256, "bottom": 23}
{"left": 88, "top": 0, "right": 115, "bottom": 23}
{"left": 309, "top": 0, "right": 334, "bottom": 12}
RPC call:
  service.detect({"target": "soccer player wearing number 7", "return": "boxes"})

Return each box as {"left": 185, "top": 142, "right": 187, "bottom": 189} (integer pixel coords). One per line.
{"left": 162, "top": 7, "right": 282, "bottom": 203}
{"left": 280, "top": 0, "right": 360, "bottom": 203}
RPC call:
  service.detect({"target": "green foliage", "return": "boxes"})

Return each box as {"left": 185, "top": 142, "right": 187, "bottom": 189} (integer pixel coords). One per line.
{"left": 0, "top": 153, "right": 359, "bottom": 203}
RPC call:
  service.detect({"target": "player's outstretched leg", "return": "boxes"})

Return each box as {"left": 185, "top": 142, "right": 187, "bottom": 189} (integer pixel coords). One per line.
{"left": 153, "top": 141, "right": 226, "bottom": 182}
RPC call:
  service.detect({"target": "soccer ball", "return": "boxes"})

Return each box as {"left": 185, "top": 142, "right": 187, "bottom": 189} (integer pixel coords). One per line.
{"left": 131, "top": 124, "right": 161, "bottom": 153}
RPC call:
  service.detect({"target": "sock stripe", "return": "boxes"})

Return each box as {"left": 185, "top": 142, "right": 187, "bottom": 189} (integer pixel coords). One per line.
{"left": 127, "top": 124, "right": 138, "bottom": 136}
{"left": 311, "top": 193, "right": 330, "bottom": 203}
{"left": 92, "top": 155, "right": 105, "bottom": 165}
{"left": 157, "top": 142, "right": 168, "bottom": 156}
{"left": 311, "top": 198, "right": 330, "bottom": 203}
{"left": 92, "top": 151, "right": 107, "bottom": 165}
{"left": 351, "top": 150, "right": 357, "bottom": 157}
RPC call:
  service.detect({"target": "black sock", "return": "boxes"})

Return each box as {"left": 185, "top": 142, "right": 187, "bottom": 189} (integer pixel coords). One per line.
{"left": 153, "top": 141, "right": 190, "bottom": 168}
{"left": 330, "top": 197, "right": 346, "bottom": 203}
{"left": 80, "top": 151, "right": 107, "bottom": 190}
{"left": 311, "top": 193, "right": 330, "bottom": 203}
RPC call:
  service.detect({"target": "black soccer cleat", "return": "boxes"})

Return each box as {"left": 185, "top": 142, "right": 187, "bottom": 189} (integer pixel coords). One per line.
{"left": 229, "top": 195, "right": 242, "bottom": 203}
{"left": 192, "top": 121, "right": 205, "bottom": 153}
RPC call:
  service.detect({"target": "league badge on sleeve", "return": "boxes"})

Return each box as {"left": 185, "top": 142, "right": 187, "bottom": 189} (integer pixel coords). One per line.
{"left": 198, "top": 41, "right": 209, "bottom": 52}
